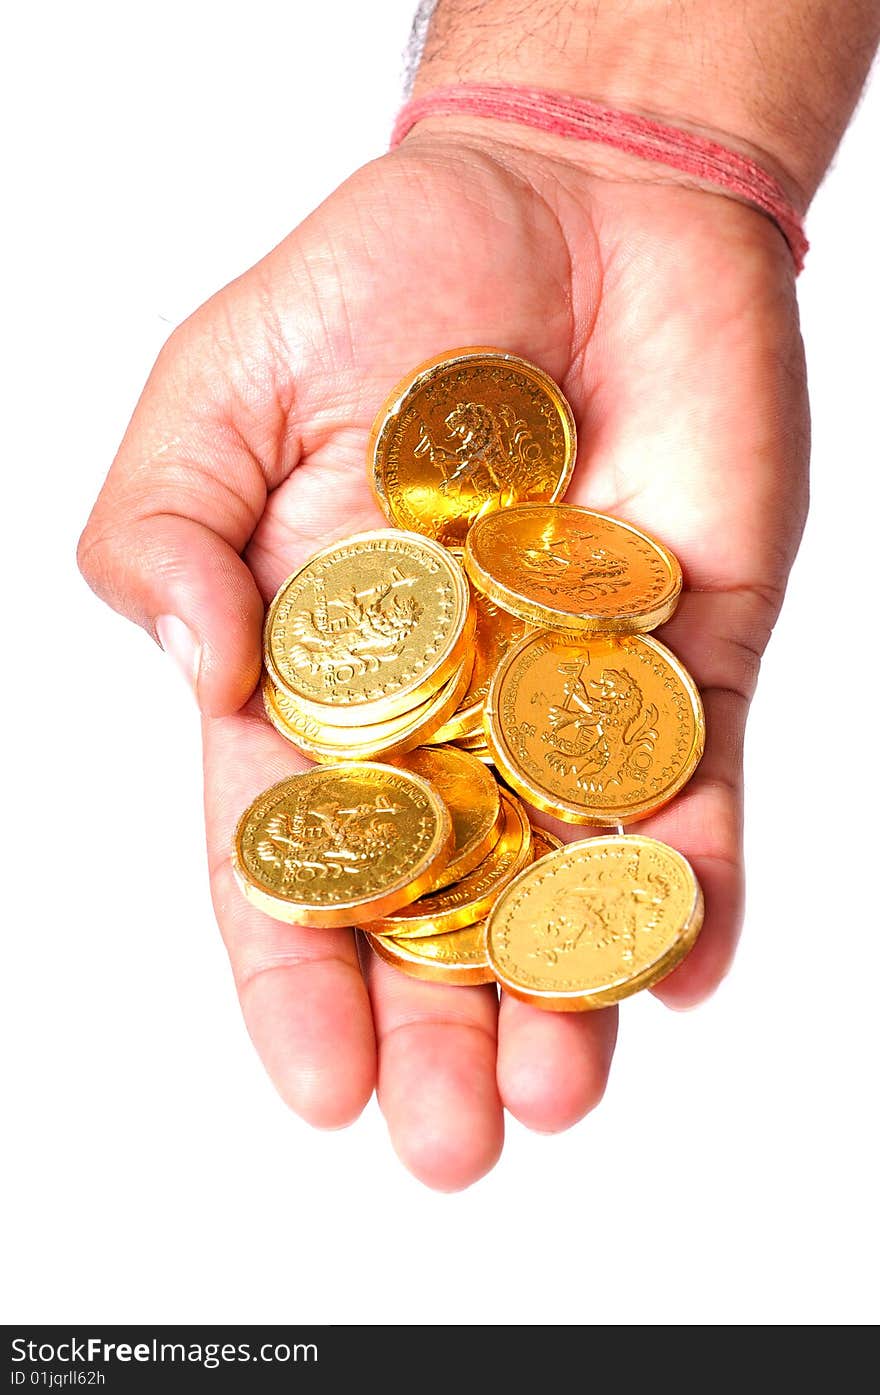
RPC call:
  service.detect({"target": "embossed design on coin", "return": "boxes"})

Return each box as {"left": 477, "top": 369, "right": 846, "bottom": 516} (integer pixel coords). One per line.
{"left": 465, "top": 504, "right": 682, "bottom": 633}
{"left": 543, "top": 660, "right": 659, "bottom": 794}
{"left": 415, "top": 400, "right": 547, "bottom": 512}
{"left": 486, "top": 835, "right": 704, "bottom": 1009}
{"left": 370, "top": 349, "right": 576, "bottom": 545}
{"left": 485, "top": 632, "right": 704, "bottom": 824}
{"left": 256, "top": 794, "right": 404, "bottom": 881}
{"left": 528, "top": 862, "right": 669, "bottom": 968}
{"left": 282, "top": 567, "right": 422, "bottom": 684}
{"left": 264, "top": 530, "right": 471, "bottom": 722}
{"left": 519, "top": 530, "right": 628, "bottom": 600}
{"left": 233, "top": 763, "right": 453, "bottom": 927}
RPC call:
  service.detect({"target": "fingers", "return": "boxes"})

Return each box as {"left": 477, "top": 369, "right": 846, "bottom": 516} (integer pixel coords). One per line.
{"left": 78, "top": 312, "right": 283, "bottom": 715}
{"left": 497, "top": 996, "right": 618, "bottom": 1131}
{"left": 363, "top": 950, "right": 503, "bottom": 1192}
{"left": 204, "top": 711, "right": 376, "bottom": 1126}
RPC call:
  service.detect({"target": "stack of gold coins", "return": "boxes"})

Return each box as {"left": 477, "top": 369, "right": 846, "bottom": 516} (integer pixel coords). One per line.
{"left": 232, "top": 744, "right": 564, "bottom": 983}
{"left": 363, "top": 746, "right": 534, "bottom": 984}
{"left": 261, "top": 529, "right": 477, "bottom": 761}
{"left": 233, "top": 346, "right": 710, "bottom": 1011}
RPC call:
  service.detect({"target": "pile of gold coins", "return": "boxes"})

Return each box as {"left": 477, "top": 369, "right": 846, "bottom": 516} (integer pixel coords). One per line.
{"left": 233, "top": 348, "right": 706, "bottom": 1010}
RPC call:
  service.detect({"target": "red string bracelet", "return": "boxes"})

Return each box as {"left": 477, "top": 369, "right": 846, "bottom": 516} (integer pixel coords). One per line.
{"left": 391, "top": 83, "right": 808, "bottom": 273}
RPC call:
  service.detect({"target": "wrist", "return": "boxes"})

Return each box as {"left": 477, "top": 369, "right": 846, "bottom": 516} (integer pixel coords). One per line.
{"left": 414, "top": 1, "right": 880, "bottom": 206}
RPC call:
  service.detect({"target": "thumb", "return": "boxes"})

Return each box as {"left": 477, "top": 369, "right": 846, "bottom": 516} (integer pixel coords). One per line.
{"left": 77, "top": 316, "right": 280, "bottom": 716}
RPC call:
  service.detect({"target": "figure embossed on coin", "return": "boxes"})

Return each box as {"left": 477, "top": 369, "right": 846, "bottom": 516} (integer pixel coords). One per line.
{"left": 544, "top": 661, "right": 659, "bottom": 791}
{"left": 414, "top": 400, "right": 542, "bottom": 506}
{"left": 485, "top": 631, "right": 704, "bottom": 823}
{"left": 233, "top": 764, "right": 454, "bottom": 927}
{"left": 519, "top": 530, "right": 628, "bottom": 600}
{"left": 370, "top": 349, "right": 576, "bottom": 544}
{"left": 265, "top": 530, "right": 472, "bottom": 723}
{"left": 283, "top": 566, "right": 422, "bottom": 683}
{"left": 486, "top": 835, "right": 704, "bottom": 1010}
{"left": 465, "top": 503, "right": 682, "bottom": 633}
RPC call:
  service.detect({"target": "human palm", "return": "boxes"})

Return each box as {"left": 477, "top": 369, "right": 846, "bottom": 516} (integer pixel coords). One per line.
{"left": 80, "top": 131, "right": 809, "bottom": 1190}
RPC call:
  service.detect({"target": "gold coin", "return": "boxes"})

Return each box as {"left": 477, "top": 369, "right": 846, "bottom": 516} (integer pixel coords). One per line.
{"left": 485, "top": 630, "right": 704, "bottom": 824}
{"left": 530, "top": 825, "right": 563, "bottom": 860}
{"left": 261, "top": 654, "right": 473, "bottom": 763}
{"left": 486, "top": 835, "right": 704, "bottom": 1010}
{"left": 232, "top": 763, "right": 453, "bottom": 928}
{"left": 369, "top": 348, "right": 576, "bottom": 546}
{"left": 264, "top": 530, "right": 471, "bottom": 724}
{"left": 453, "top": 741, "right": 495, "bottom": 766}
{"left": 454, "top": 730, "right": 491, "bottom": 750}
{"left": 391, "top": 746, "right": 503, "bottom": 892}
{"left": 430, "top": 555, "right": 532, "bottom": 743}
{"left": 465, "top": 503, "right": 682, "bottom": 634}
{"left": 364, "top": 789, "right": 532, "bottom": 939}
{"left": 365, "top": 921, "right": 494, "bottom": 987}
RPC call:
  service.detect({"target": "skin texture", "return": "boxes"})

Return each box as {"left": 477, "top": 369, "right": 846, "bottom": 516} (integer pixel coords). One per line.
{"left": 419, "top": 0, "right": 880, "bottom": 201}
{"left": 78, "top": 125, "right": 810, "bottom": 1190}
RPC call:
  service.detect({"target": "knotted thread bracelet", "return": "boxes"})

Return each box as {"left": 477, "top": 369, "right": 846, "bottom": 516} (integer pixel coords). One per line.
{"left": 391, "top": 82, "right": 808, "bottom": 273}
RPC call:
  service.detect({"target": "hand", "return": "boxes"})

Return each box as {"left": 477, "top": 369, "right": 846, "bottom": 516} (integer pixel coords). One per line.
{"left": 78, "top": 126, "right": 808, "bottom": 1189}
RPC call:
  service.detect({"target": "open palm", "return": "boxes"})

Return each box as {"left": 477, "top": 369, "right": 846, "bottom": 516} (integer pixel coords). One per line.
{"left": 79, "top": 130, "right": 809, "bottom": 1189}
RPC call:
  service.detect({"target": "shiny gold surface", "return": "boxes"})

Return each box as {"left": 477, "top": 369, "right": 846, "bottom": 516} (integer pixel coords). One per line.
{"left": 430, "top": 560, "right": 531, "bottom": 743}
{"left": 232, "top": 764, "right": 453, "bottom": 928}
{"left": 369, "top": 348, "right": 576, "bottom": 546}
{"left": 264, "top": 530, "right": 471, "bottom": 723}
{"left": 485, "top": 631, "right": 704, "bottom": 824}
{"left": 366, "top": 920, "right": 494, "bottom": 986}
{"left": 530, "top": 826, "right": 563, "bottom": 860}
{"left": 465, "top": 504, "right": 682, "bottom": 634}
{"left": 262, "top": 655, "right": 473, "bottom": 762}
{"left": 455, "top": 731, "right": 492, "bottom": 750}
{"left": 364, "top": 789, "right": 532, "bottom": 939}
{"left": 487, "top": 835, "right": 704, "bottom": 1009}
{"left": 392, "top": 746, "right": 503, "bottom": 892}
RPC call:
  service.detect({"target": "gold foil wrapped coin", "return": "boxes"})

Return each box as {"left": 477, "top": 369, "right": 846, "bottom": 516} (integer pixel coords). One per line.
{"left": 232, "top": 763, "right": 453, "bottom": 928}
{"left": 430, "top": 553, "right": 532, "bottom": 743}
{"left": 364, "top": 789, "right": 532, "bottom": 939}
{"left": 392, "top": 745, "right": 503, "bottom": 892}
{"left": 264, "top": 530, "right": 472, "bottom": 724}
{"left": 366, "top": 921, "right": 494, "bottom": 987}
{"left": 465, "top": 503, "right": 682, "bottom": 634}
{"left": 485, "top": 630, "right": 704, "bottom": 824}
{"left": 369, "top": 348, "right": 576, "bottom": 546}
{"left": 261, "top": 656, "right": 473, "bottom": 763}
{"left": 486, "top": 835, "right": 704, "bottom": 1010}
{"left": 530, "top": 826, "right": 563, "bottom": 861}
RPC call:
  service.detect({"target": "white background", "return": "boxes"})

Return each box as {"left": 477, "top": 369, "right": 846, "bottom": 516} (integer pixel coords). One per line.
{"left": 3, "top": 0, "right": 878, "bottom": 1326}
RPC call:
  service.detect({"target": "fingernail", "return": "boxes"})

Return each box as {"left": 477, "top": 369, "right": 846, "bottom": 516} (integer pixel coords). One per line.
{"left": 156, "top": 614, "right": 201, "bottom": 699}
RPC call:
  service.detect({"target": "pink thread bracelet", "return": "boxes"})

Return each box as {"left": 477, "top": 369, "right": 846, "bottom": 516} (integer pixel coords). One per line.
{"left": 391, "top": 83, "right": 807, "bottom": 272}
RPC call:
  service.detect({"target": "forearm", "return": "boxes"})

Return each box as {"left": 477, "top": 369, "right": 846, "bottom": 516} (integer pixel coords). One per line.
{"left": 413, "top": 0, "right": 880, "bottom": 202}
